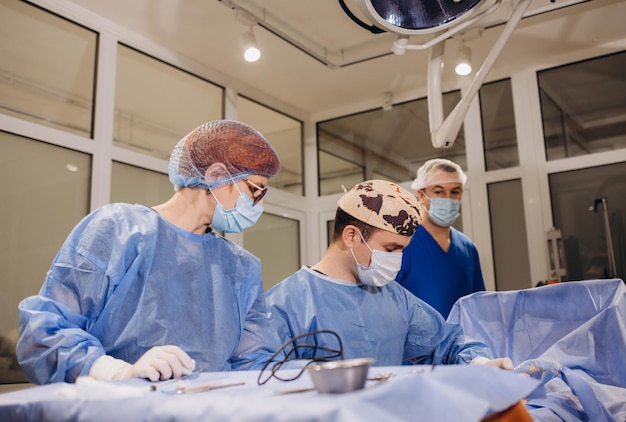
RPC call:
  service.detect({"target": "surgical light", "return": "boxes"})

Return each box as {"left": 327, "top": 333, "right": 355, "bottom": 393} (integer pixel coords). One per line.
{"left": 356, "top": 0, "right": 491, "bottom": 35}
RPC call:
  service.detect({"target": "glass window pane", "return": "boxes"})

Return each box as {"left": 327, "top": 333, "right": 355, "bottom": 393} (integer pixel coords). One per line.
{"left": 538, "top": 51, "right": 626, "bottom": 161}
{"left": 243, "top": 213, "right": 300, "bottom": 291}
{"left": 237, "top": 96, "right": 303, "bottom": 195}
{"left": 371, "top": 171, "right": 400, "bottom": 182}
{"left": 487, "top": 179, "right": 530, "bottom": 290}
{"left": 326, "top": 219, "right": 335, "bottom": 248}
{"left": 317, "top": 91, "right": 465, "bottom": 196}
{"left": 0, "top": 0, "right": 97, "bottom": 137}
{"left": 549, "top": 163, "right": 625, "bottom": 282}
{"left": 114, "top": 45, "right": 223, "bottom": 159}
{"left": 0, "top": 131, "right": 91, "bottom": 384}
{"left": 539, "top": 92, "right": 567, "bottom": 159}
{"left": 480, "top": 79, "right": 519, "bottom": 170}
{"left": 318, "top": 150, "right": 364, "bottom": 196}
{"left": 111, "top": 162, "right": 172, "bottom": 205}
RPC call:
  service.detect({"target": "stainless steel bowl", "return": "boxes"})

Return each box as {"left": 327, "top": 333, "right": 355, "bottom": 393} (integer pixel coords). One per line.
{"left": 307, "top": 358, "right": 375, "bottom": 394}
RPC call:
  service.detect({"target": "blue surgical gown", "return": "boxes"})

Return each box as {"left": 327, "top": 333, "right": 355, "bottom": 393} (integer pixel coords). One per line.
{"left": 396, "top": 225, "right": 485, "bottom": 318}
{"left": 17, "top": 203, "right": 281, "bottom": 384}
{"left": 265, "top": 266, "right": 492, "bottom": 366}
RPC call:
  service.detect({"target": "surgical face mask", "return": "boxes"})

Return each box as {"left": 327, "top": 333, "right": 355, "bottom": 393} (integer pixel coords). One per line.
{"left": 350, "top": 231, "right": 403, "bottom": 287}
{"left": 424, "top": 193, "right": 461, "bottom": 227}
{"left": 210, "top": 183, "right": 264, "bottom": 233}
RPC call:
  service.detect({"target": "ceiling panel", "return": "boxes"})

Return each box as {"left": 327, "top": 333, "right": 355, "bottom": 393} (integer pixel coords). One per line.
{"left": 56, "top": 0, "right": 625, "bottom": 115}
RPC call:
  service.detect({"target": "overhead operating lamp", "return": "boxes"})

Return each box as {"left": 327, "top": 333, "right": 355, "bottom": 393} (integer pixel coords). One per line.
{"left": 355, "top": 0, "right": 532, "bottom": 148}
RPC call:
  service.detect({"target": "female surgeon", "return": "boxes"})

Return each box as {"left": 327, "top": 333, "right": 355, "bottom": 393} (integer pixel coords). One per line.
{"left": 17, "top": 120, "right": 283, "bottom": 384}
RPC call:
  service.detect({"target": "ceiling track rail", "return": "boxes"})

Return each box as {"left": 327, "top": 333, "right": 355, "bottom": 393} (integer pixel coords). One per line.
{"left": 216, "top": 0, "right": 592, "bottom": 69}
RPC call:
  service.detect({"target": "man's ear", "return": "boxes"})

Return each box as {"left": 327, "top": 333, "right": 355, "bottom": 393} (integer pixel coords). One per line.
{"left": 342, "top": 225, "right": 359, "bottom": 248}
{"left": 205, "top": 163, "right": 230, "bottom": 184}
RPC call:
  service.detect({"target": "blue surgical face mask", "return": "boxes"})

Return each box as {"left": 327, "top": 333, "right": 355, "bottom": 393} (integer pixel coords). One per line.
{"left": 350, "top": 230, "right": 403, "bottom": 287}
{"left": 424, "top": 194, "right": 461, "bottom": 227}
{"left": 210, "top": 183, "right": 264, "bottom": 233}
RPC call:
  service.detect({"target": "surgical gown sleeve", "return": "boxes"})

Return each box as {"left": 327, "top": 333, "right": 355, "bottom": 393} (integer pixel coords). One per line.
{"left": 402, "top": 286, "right": 492, "bottom": 365}
{"left": 17, "top": 206, "right": 124, "bottom": 384}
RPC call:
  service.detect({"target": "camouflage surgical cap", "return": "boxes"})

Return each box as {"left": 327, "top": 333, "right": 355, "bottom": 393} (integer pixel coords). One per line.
{"left": 337, "top": 180, "right": 422, "bottom": 236}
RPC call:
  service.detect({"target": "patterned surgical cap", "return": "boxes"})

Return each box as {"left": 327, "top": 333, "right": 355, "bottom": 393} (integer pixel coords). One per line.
{"left": 337, "top": 180, "right": 422, "bottom": 236}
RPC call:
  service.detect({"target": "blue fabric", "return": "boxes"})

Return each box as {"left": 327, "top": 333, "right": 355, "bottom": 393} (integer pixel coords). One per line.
{"left": 17, "top": 203, "right": 281, "bottom": 384}
{"left": 266, "top": 266, "right": 492, "bottom": 366}
{"left": 448, "top": 279, "right": 626, "bottom": 421}
{"left": 396, "top": 225, "right": 485, "bottom": 318}
{"left": 0, "top": 365, "right": 540, "bottom": 422}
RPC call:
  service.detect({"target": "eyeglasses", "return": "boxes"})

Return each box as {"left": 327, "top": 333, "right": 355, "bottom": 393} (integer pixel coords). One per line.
{"left": 245, "top": 179, "right": 268, "bottom": 206}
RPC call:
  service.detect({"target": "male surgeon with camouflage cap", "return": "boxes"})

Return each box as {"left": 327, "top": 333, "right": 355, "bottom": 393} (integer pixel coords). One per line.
{"left": 266, "top": 180, "right": 513, "bottom": 368}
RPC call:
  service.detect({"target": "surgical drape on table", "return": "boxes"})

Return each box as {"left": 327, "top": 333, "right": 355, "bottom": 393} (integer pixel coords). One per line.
{"left": 448, "top": 278, "right": 626, "bottom": 421}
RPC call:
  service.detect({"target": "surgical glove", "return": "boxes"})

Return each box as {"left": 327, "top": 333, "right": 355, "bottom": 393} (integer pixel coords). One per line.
{"left": 115, "top": 346, "right": 195, "bottom": 381}
{"left": 89, "top": 346, "right": 195, "bottom": 382}
{"left": 470, "top": 356, "right": 514, "bottom": 370}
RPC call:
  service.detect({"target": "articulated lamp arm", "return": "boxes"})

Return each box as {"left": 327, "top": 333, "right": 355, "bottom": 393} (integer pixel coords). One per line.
{"left": 428, "top": 0, "right": 532, "bottom": 148}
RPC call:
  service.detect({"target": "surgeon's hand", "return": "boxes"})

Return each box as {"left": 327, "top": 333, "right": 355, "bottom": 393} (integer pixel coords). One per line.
{"left": 112, "top": 346, "right": 196, "bottom": 381}
{"left": 471, "top": 356, "right": 514, "bottom": 370}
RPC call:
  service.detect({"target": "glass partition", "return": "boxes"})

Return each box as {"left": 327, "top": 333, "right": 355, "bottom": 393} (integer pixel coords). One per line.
{"left": 538, "top": 51, "right": 626, "bottom": 161}
{"left": 317, "top": 91, "right": 465, "bottom": 196}
{"left": 243, "top": 212, "right": 301, "bottom": 291}
{"left": 318, "top": 150, "right": 364, "bottom": 196}
{"left": 111, "top": 161, "right": 172, "bottom": 206}
{"left": 0, "top": 0, "right": 97, "bottom": 137}
{"left": 487, "top": 179, "right": 530, "bottom": 290}
{"left": 549, "top": 163, "right": 625, "bottom": 282}
{"left": 237, "top": 96, "right": 304, "bottom": 195}
{"left": 479, "top": 79, "right": 519, "bottom": 171}
{"left": 114, "top": 44, "right": 223, "bottom": 159}
{"left": 0, "top": 132, "right": 91, "bottom": 384}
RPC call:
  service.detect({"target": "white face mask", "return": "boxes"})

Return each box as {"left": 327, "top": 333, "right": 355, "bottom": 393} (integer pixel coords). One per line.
{"left": 350, "top": 230, "right": 403, "bottom": 287}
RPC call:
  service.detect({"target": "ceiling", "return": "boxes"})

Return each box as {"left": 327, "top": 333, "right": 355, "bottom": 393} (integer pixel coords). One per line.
{"left": 61, "top": 0, "right": 626, "bottom": 117}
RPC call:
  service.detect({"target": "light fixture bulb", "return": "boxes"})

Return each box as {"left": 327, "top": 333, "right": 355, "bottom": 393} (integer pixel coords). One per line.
{"left": 455, "top": 44, "right": 472, "bottom": 76}
{"left": 244, "top": 46, "right": 261, "bottom": 62}
{"left": 241, "top": 31, "right": 261, "bottom": 62}
{"left": 455, "top": 62, "right": 471, "bottom": 76}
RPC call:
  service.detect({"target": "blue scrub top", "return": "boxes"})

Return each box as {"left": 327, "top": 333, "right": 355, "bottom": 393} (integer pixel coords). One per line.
{"left": 396, "top": 225, "right": 485, "bottom": 318}
{"left": 266, "top": 266, "right": 491, "bottom": 366}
